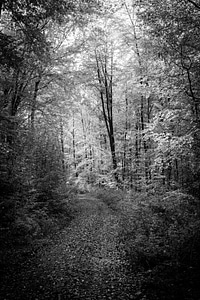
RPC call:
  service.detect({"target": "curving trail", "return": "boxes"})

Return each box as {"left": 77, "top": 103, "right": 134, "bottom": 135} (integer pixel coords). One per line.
{"left": 1, "top": 195, "right": 135, "bottom": 300}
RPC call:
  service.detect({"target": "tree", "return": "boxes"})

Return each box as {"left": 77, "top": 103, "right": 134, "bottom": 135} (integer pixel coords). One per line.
{"left": 0, "top": 0, "right": 105, "bottom": 229}
{"left": 132, "top": 0, "right": 200, "bottom": 193}
{"left": 95, "top": 47, "right": 119, "bottom": 182}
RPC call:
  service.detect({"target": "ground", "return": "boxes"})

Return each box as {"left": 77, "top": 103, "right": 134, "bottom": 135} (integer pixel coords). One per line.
{"left": 0, "top": 194, "right": 137, "bottom": 300}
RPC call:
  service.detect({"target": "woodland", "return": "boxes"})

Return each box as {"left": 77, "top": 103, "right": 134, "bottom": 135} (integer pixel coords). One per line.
{"left": 0, "top": 0, "right": 200, "bottom": 299}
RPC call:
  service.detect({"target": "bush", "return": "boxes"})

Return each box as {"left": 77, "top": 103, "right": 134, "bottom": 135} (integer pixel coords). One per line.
{"left": 14, "top": 214, "right": 40, "bottom": 237}
{"left": 117, "top": 190, "right": 200, "bottom": 299}
{"left": 0, "top": 186, "right": 75, "bottom": 247}
{"left": 119, "top": 190, "right": 199, "bottom": 264}
{"left": 93, "top": 187, "right": 125, "bottom": 210}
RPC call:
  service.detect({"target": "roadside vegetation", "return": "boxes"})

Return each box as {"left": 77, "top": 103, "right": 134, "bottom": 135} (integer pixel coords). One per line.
{"left": 96, "top": 188, "right": 200, "bottom": 299}
{"left": 1, "top": 0, "right": 200, "bottom": 299}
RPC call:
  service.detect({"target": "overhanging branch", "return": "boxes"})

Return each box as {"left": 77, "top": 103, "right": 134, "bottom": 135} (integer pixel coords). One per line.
{"left": 187, "top": 0, "right": 200, "bottom": 10}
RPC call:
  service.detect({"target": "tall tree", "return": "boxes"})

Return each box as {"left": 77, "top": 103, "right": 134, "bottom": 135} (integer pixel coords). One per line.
{"left": 95, "top": 48, "right": 119, "bottom": 182}
{"left": 134, "top": 0, "right": 200, "bottom": 193}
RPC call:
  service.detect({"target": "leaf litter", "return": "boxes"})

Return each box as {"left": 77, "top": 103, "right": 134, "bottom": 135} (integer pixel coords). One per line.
{"left": 1, "top": 195, "right": 137, "bottom": 300}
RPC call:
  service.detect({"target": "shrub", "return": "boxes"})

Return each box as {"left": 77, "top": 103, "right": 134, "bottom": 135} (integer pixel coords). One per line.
{"left": 93, "top": 187, "right": 125, "bottom": 210}
{"left": 117, "top": 190, "right": 200, "bottom": 299}
{"left": 118, "top": 190, "right": 200, "bottom": 268}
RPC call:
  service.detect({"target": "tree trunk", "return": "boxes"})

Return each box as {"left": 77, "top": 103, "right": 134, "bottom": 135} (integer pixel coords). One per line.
{"left": 95, "top": 51, "right": 119, "bottom": 183}
{"left": 122, "top": 94, "right": 128, "bottom": 183}
{"left": 0, "top": 0, "right": 4, "bottom": 17}
{"left": 31, "top": 79, "right": 40, "bottom": 131}
{"left": 72, "top": 115, "right": 77, "bottom": 176}
{"left": 60, "top": 118, "right": 65, "bottom": 171}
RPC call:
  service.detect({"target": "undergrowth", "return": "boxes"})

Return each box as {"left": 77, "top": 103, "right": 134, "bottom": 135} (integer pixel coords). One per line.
{"left": 1, "top": 183, "right": 200, "bottom": 299}
{"left": 87, "top": 187, "right": 200, "bottom": 298}
{"left": 116, "top": 189, "right": 200, "bottom": 300}
{"left": 0, "top": 187, "right": 76, "bottom": 248}
{"left": 92, "top": 187, "right": 125, "bottom": 210}
{"left": 90, "top": 187, "right": 200, "bottom": 299}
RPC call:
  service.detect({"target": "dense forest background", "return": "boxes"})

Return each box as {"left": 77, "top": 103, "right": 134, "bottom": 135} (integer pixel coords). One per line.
{"left": 1, "top": 0, "right": 200, "bottom": 299}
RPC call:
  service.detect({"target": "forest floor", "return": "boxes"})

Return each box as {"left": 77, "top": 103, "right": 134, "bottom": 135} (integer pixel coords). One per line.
{"left": 0, "top": 194, "right": 137, "bottom": 300}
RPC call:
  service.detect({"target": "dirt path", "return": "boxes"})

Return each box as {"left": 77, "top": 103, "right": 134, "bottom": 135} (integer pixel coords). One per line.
{"left": 1, "top": 195, "right": 135, "bottom": 300}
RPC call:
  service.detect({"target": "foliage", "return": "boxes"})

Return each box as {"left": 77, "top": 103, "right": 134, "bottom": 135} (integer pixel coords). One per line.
{"left": 0, "top": 190, "right": 75, "bottom": 248}
{"left": 1, "top": 1, "right": 200, "bottom": 298}
{"left": 0, "top": 0, "right": 104, "bottom": 244}
{"left": 93, "top": 187, "right": 125, "bottom": 210}
{"left": 133, "top": 0, "right": 200, "bottom": 194}
{"left": 118, "top": 189, "right": 200, "bottom": 299}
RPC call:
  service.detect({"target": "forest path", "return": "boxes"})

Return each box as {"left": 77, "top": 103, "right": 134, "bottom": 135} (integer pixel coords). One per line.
{"left": 1, "top": 194, "right": 134, "bottom": 300}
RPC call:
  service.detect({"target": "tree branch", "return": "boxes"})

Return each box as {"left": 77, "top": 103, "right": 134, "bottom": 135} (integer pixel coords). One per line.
{"left": 187, "top": 0, "right": 200, "bottom": 10}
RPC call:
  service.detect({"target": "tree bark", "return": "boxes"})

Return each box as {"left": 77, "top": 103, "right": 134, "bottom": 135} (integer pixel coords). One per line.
{"left": 72, "top": 115, "right": 77, "bottom": 176}
{"left": 187, "top": 0, "right": 200, "bottom": 10}
{"left": 0, "top": 0, "right": 4, "bottom": 18}
{"left": 122, "top": 95, "right": 128, "bottom": 182}
{"left": 31, "top": 79, "right": 40, "bottom": 131}
{"left": 95, "top": 51, "right": 119, "bottom": 183}
{"left": 60, "top": 118, "right": 65, "bottom": 171}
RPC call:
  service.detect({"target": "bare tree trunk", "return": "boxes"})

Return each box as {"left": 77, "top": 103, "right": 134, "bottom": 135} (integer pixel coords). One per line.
{"left": 0, "top": 0, "right": 4, "bottom": 18}
{"left": 80, "top": 109, "right": 88, "bottom": 163}
{"left": 95, "top": 50, "right": 119, "bottom": 183}
{"left": 135, "top": 119, "right": 140, "bottom": 191}
{"left": 60, "top": 118, "right": 65, "bottom": 171}
{"left": 122, "top": 94, "right": 128, "bottom": 183}
{"left": 72, "top": 115, "right": 77, "bottom": 176}
{"left": 31, "top": 79, "right": 40, "bottom": 131}
{"left": 124, "top": 2, "right": 149, "bottom": 188}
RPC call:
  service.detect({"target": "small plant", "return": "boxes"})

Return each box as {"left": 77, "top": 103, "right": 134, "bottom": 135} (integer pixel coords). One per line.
{"left": 117, "top": 190, "right": 200, "bottom": 299}
{"left": 93, "top": 187, "right": 125, "bottom": 210}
